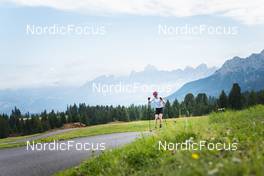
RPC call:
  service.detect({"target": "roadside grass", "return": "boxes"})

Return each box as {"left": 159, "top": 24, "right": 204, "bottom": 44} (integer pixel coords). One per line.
{"left": 0, "top": 117, "right": 188, "bottom": 149}
{"left": 56, "top": 105, "right": 264, "bottom": 176}
{"left": 0, "top": 141, "right": 26, "bottom": 148}
{"left": 37, "top": 118, "right": 189, "bottom": 143}
{"left": 0, "top": 133, "right": 41, "bottom": 149}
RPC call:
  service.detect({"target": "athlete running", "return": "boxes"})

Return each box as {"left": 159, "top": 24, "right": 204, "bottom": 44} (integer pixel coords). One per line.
{"left": 148, "top": 91, "right": 165, "bottom": 128}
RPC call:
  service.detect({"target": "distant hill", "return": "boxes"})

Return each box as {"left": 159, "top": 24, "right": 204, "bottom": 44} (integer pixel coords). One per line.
{"left": 168, "top": 49, "right": 264, "bottom": 101}
{"left": 0, "top": 64, "right": 216, "bottom": 114}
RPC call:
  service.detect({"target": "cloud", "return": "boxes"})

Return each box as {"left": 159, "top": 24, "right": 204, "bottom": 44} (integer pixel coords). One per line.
{"left": 4, "top": 0, "right": 264, "bottom": 24}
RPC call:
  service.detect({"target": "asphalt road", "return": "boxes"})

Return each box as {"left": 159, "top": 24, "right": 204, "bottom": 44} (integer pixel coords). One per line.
{"left": 0, "top": 132, "right": 143, "bottom": 176}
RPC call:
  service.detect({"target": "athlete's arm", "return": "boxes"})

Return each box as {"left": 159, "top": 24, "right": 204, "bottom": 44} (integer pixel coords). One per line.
{"left": 160, "top": 97, "right": 166, "bottom": 106}
{"left": 148, "top": 97, "right": 152, "bottom": 105}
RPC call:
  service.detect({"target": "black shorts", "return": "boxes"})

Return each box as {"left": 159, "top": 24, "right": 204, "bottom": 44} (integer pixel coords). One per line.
{"left": 155, "top": 108, "right": 163, "bottom": 115}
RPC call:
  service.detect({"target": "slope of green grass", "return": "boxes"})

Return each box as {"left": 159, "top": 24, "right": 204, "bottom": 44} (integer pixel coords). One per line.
{"left": 0, "top": 118, "right": 180, "bottom": 149}
{"left": 0, "top": 133, "right": 43, "bottom": 149}
{"left": 56, "top": 105, "right": 264, "bottom": 176}
{"left": 38, "top": 118, "right": 186, "bottom": 143}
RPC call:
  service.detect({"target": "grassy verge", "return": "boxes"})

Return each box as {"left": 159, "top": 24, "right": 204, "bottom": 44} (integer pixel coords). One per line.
{"left": 56, "top": 105, "right": 264, "bottom": 176}
{"left": 0, "top": 118, "right": 179, "bottom": 149}
{"left": 0, "top": 133, "right": 41, "bottom": 149}
{"left": 37, "top": 118, "right": 184, "bottom": 143}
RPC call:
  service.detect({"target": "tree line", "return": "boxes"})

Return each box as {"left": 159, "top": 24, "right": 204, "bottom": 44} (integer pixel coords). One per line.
{"left": 1, "top": 83, "right": 264, "bottom": 138}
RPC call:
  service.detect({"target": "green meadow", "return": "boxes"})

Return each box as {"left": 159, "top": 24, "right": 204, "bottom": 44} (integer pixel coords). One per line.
{"left": 56, "top": 105, "right": 264, "bottom": 176}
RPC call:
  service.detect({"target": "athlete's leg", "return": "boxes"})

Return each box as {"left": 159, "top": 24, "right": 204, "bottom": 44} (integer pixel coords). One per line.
{"left": 159, "top": 113, "right": 163, "bottom": 128}
{"left": 155, "top": 114, "right": 159, "bottom": 128}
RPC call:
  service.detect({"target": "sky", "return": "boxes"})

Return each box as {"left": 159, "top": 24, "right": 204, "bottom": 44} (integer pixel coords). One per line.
{"left": 0, "top": 0, "right": 264, "bottom": 89}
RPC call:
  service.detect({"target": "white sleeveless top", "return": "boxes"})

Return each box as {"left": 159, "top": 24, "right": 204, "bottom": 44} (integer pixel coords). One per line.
{"left": 150, "top": 97, "right": 165, "bottom": 108}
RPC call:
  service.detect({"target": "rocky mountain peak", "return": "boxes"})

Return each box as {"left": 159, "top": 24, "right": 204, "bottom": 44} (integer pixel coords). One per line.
{"left": 217, "top": 49, "right": 264, "bottom": 75}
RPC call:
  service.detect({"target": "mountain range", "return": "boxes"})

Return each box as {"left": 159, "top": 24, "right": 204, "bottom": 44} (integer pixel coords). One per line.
{"left": 0, "top": 64, "right": 216, "bottom": 114}
{"left": 2, "top": 49, "right": 263, "bottom": 114}
{"left": 168, "top": 49, "right": 264, "bottom": 101}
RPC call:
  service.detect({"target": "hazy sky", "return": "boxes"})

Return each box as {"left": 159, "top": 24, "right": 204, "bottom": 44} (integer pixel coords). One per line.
{"left": 0, "top": 0, "right": 264, "bottom": 89}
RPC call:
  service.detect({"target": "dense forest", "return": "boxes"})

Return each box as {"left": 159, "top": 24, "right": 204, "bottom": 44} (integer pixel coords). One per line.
{"left": 1, "top": 83, "right": 264, "bottom": 138}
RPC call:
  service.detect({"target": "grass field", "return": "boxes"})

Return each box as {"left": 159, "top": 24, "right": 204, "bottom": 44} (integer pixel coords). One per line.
{"left": 56, "top": 105, "right": 264, "bottom": 176}
{"left": 38, "top": 120, "right": 151, "bottom": 143}
{"left": 37, "top": 118, "right": 195, "bottom": 143}
{"left": 0, "top": 117, "right": 181, "bottom": 149}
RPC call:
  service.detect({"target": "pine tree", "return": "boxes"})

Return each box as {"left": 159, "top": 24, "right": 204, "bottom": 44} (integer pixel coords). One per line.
{"left": 194, "top": 93, "right": 209, "bottom": 116}
{"left": 248, "top": 91, "right": 257, "bottom": 106}
{"left": 40, "top": 110, "right": 50, "bottom": 131}
{"left": 0, "top": 114, "right": 9, "bottom": 138}
{"left": 60, "top": 112, "right": 67, "bottom": 124}
{"left": 184, "top": 93, "right": 195, "bottom": 116}
{"left": 228, "top": 83, "right": 242, "bottom": 110}
{"left": 257, "top": 90, "right": 264, "bottom": 104}
{"left": 9, "top": 107, "right": 22, "bottom": 134}
{"left": 218, "top": 90, "right": 228, "bottom": 108}
{"left": 171, "top": 99, "right": 180, "bottom": 117}
{"left": 48, "top": 110, "right": 57, "bottom": 129}
{"left": 164, "top": 101, "right": 173, "bottom": 118}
